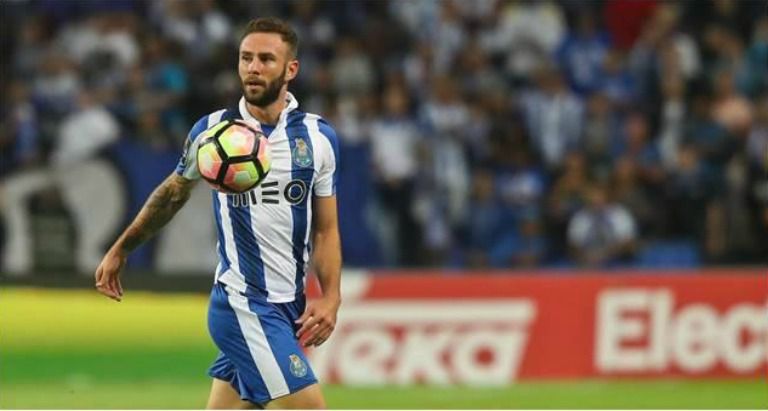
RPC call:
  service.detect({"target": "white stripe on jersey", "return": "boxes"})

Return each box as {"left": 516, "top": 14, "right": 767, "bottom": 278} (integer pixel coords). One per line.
{"left": 305, "top": 113, "right": 337, "bottom": 197}
{"left": 226, "top": 289, "right": 289, "bottom": 398}
{"left": 217, "top": 192, "right": 249, "bottom": 292}
{"left": 302, "top": 115, "right": 328, "bottom": 272}
{"left": 248, "top": 123, "right": 297, "bottom": 302}
{"left": 238, "top": 98, "right": 303, "bottom": 302}
{"left": 205, "top": 110, "right": 250, "bottom": 290}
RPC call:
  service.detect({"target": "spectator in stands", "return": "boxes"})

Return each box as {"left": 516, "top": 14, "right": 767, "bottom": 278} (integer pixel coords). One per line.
{"left": 479, "top": 0, "right": 565, "bottom": 83}
{"left": 598, "top": 49, "right": 636, "bottom": 108}
{"left": 556, "top": 10, "right": 610, "bottom": 96}
{"left": 419, "top": 76, "right": 472, "bottom": 262}
{"left": 430, "top": 1, "right": 466, "bottom": 75}
{"left": 684, "top": 89, "right": 733, "bottom": 190}
{"left": 746, "top": 95, "right": 768, "bottom": 175}
{"left": 1, "top": 83, "right": 41, "bottom": 176}
{"left": 547, "top": 151, "right": 589, "bottom": 259}
{"left": 388, "top": 0, "right": 439, "bottom": 44}
{"left": 610, "top": 157, "right": 657, "bottom": 236}
{"left": 520, "top": 65, "right": 584, "bottom": 171}
{"left": 582, "top": 91, "right": 621, "bottom": 180}
{"left": 12, "top": 17, "right": 50, "bottom": 82}
{"left": 491, "top": 208, "right": 547, "bottom": 268}
{"left": 150, "top": 0, "right": 232, "bottom": 61}
{"left": 329, "top": 36, "right": 376, "bottom": 97}
{"left": 568, "top": 183, "right": 638, "bottom": 267}
{"left": 746, "top": 94, "right": 768, "bottom": 261}
{"left": 402, "top": 41, "right": 435, "bottom": 97}
{"left": 481, "top": 90, "right": 520, "bottom": 164}
{"left": 288, "top": 0, "right": 336, "bottom": 101}
{"left": 32, "top": 51, "right": 80, "bottom": 117}
{"left": 466, "top": 168, "right": 504, "bottom": 268}
{"left": 618, "top": 112, "right": 665, "bottom": 189}
{"left": 656, "top": 73, "right": 687, "bottom": 170}
{"left": 55, "top": 13, "right": 139, "bottom": 70}
{"left": 143, "top": 37, "right": 189, "bottom": 136}
{"left": 52, "top": 90, "right": 119, "bottom": 167}
{"left": 134, "top": 109, "right": 174, "bottom": 151}
{"left": 665, "top": 144, "right": 719, "bottom": 249}
{"left": 746, "top": 17, "right": 768, "bottom": 94}
{"left": 711, "top": 68, "right": 753, "bottom": 138}
{"left": 686, "top": 0, "right": 757, "bottom": 48}
{"left": 369, "top": 83, "right": 423, "bottom": 266}
{"left": 629, "top": 4, "right": 700, "bottom": 106}
{"left": 496, "top": 146, "right": 546, "bottom": 231}
{"left": 456, "top": 41, "right": 506, "bottom": 99}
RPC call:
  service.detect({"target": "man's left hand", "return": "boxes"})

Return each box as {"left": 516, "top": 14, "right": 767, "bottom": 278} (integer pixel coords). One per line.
{"left": 295, "top": 295, "right": 341, "bottom": 347}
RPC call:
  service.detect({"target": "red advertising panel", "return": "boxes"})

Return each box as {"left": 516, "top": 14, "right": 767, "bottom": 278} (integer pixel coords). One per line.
{"left": 307, "top": 270, "right": 767, "bottom": 385}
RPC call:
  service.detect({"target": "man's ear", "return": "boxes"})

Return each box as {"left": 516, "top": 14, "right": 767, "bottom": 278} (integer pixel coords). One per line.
{"left": 285, "top": 60, "right": 299, "bottom": 82}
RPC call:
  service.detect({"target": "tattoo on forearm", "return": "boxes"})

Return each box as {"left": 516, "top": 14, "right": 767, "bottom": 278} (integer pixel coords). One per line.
{"left": 120, "top": 177, "right": 192, "bottom": 252}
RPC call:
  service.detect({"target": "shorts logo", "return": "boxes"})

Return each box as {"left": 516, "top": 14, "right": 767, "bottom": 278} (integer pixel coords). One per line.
{"left": 292, "top": 138, "right": 313, "bottom": 168}
{"left": 288, "top": 354, "right": 308, "bottom": 378}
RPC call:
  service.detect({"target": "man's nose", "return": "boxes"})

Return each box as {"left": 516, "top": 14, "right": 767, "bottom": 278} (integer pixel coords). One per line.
{"left": 247, "top": 59, "right": 262, "bottom": 74}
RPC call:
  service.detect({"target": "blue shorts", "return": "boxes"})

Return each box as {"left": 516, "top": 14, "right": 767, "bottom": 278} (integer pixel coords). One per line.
{"left": 207, "top": 282, "right": 317, "bottom": 405}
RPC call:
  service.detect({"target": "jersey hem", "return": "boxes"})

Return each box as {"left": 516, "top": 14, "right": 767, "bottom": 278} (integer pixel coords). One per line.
{"left": 216, "top": 278, "right": 301, "bottom": 304}
{"left": 266, "top": 294, "right": 299, "bottom": 303}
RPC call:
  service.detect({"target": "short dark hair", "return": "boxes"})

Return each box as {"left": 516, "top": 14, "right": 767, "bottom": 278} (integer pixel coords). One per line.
{"left": 240, "top": 17, "right": 299, "bottom": 58}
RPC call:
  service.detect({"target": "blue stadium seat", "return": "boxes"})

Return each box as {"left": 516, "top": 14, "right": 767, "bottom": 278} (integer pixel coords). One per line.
{"left": 638, "top": 240, "right": 701, "bottom": 268}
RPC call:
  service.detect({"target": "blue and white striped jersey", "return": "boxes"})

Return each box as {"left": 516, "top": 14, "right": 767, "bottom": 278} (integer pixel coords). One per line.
{"left": 175, "top": 93, "right": 339, "bottom": 302}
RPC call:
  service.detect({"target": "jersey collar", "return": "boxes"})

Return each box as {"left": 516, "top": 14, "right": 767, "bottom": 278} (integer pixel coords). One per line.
{"left": 238, "top": 92, "right": 299, "bottom": 129}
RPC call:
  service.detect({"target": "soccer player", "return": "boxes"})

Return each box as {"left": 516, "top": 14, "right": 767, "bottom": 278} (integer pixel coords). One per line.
{"left": 94, "top": 17, "right": 341, "bottom": 409}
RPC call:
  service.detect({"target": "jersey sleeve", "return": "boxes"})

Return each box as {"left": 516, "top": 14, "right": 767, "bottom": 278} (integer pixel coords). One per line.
{"left": 313, "top": 118, "right": 340, "bottom": 197}
{"left": 175, "top": 114, "right": 209, "bottom": 180}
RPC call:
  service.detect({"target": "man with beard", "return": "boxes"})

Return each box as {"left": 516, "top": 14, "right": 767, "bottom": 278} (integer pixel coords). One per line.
{"left": 94, "top": 18, "right": 341, "bottom": 409}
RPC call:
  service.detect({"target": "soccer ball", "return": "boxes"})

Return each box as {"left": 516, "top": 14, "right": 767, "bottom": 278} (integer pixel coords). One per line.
{"left": 196, "top": 119, "right": 271, "bottom": 193}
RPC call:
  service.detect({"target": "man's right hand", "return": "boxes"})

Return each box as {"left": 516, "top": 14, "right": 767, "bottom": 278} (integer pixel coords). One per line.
{"left": 92, "top": 173, "right": 196, "bottom": 302}
{"left": 95, "top": 247, "right": 127, "bottom": 302}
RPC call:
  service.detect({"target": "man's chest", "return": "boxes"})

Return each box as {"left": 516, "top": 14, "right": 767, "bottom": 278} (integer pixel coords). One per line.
{"left": 225, "top": 131, "right": 317, "bottom": 209}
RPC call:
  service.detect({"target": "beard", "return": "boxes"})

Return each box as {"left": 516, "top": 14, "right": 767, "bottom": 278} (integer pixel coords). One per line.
{"left": 242, "top": 65, "right": 287, "bottom": 107}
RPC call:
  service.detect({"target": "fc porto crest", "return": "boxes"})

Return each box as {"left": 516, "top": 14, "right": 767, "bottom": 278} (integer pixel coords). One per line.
{"left": 292, "top": 138, "right": 313, "bottom": 168}
{"left": 288, "top": 354, "right": 308, "bottom": 378}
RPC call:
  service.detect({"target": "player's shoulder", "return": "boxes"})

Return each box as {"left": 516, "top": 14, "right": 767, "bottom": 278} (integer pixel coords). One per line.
{"left": 293, "top": 110, "right": 339, "bottom": 151}
{"left": 187, "top": 107, "right": 237, "bottom": 141}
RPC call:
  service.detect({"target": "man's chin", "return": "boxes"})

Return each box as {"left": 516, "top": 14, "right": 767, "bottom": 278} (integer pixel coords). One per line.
{"left": 245, "top": 98, "right": 266, "bottom": 107}
{"left": 244, "top": 93, "right": 281, "bottom": 108}
{"left": 243, "top": 92, "right": 265, "bottom": 106}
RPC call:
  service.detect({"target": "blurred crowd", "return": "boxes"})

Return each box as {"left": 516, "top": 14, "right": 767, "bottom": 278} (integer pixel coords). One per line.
{"left": 2, "top": 0, "right": 767, "bottom": 270}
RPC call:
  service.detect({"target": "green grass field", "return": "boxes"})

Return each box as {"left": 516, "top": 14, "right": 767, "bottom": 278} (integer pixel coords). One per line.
{"left": 2, "top": 288, "right": 765, "bottom": 409}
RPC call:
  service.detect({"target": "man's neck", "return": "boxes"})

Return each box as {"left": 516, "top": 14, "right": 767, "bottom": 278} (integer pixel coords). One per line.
{"left": 245, "top": 91, "right": 287, "bottom": 125}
